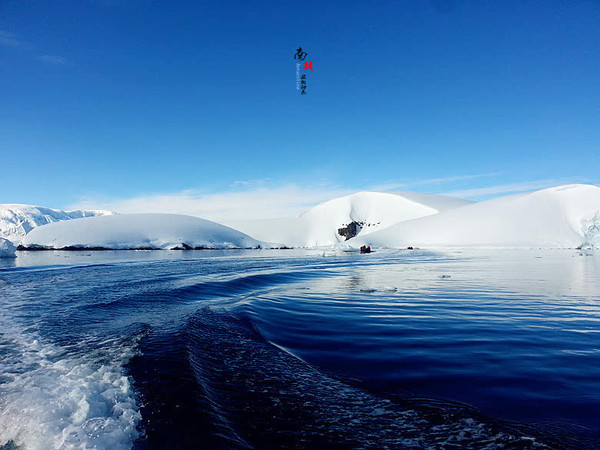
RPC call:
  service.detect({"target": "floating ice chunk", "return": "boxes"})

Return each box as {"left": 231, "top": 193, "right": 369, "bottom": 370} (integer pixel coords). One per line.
{"left": 0, "top": 237, "right": 16, "bottom": 258}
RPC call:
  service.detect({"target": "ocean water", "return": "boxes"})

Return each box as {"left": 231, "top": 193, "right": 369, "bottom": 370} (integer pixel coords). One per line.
{"left": 0, "top": 249, "right": 599, "bottom": 449}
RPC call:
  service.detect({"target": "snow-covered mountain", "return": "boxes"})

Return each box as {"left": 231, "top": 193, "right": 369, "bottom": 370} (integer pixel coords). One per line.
{"left": 19, "top": 213, "right": 262, "bottom": 250}
{"left": 350, "top": 184, "right": 600, "bottom": 249}
{"left": 228, "top": 191, "right": 472, "bottom": 247}
{"left": 0, "top": 204, "right": 114, "bottom": 244}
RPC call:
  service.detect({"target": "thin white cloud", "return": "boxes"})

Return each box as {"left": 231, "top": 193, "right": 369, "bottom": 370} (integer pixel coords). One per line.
{"left": 369, "top": 182, "right": 409, "bottom": 192}
{"left": 443, "top": 178, "right": 589, "bottom": 199}
{"left": 0, "top": 28, "right": 68, "bottom": 65}
{"left": 412, "top": 173, "right": 502, "bottom": 186}
{"left": 0, "top": 29, "right": 29, "bottom": 48}
{"left": 70, "top": 184, "right": 352, "bottom": 222}
{"left": 370, "top": 172, "right": 500, "bottom": 192}
{"left": 231, "top": 178, "right": 271, "bottom": 187}
{"left": 38, "top": 54, "right": 68, "bottom": 65}
{"left": 69, "top": 177, "right": 592, "bottom": 222}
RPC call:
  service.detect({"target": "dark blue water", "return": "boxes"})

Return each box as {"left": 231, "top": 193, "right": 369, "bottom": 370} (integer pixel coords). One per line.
{"left": 1, "top": 249, "right": 599, "bottom": 449}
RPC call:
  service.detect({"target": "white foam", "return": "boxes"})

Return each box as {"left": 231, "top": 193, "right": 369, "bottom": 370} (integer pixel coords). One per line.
{"left": 0, "top": 331, "right": 141, "bottom": 449}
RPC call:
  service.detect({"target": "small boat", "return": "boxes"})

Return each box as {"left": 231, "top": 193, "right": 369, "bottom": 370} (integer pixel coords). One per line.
{"left": 360, "top": 245, "right": 371, "bottom": 253}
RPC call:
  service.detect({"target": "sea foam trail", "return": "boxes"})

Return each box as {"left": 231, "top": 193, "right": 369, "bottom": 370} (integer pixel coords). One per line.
{"left": 0, "top": 330, "right": 142, "bottom": 450}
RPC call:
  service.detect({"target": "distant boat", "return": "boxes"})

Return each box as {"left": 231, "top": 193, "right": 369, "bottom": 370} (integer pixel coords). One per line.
{"left": 360, "top": 245, "right": 371, "bottom": 254}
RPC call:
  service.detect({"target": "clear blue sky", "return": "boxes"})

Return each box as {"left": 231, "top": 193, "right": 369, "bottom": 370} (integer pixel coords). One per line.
{"left": 1, "top": 0, "right": 599, "bottom": 210}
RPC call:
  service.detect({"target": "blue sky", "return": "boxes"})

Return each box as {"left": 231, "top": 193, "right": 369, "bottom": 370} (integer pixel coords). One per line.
{"left": 1, "top": 0, "right": 599, "bottom": 217}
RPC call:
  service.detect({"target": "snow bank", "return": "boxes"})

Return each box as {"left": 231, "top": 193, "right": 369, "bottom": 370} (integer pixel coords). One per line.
{"left": 350, "top": 184, "right": 600, "bottom": 249}
{"left": 0, "top": 237, "right": 16, "bottom": 258}
{"left": 0, "top": 204, "right": 113, "bottom": 244}
{"left": 19, "top": 214, "right": 262, "bottom": 250}
{"left": 228, "top": 192, "right": 471, "bottom": 247}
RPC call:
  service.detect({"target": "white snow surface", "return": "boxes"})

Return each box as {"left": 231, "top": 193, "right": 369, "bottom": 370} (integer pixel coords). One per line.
{"left": 0, "top": 237, "right": 16, "bottom": 258}
{"left": 350, "top": 184, "right": 600, "bottom": 249}
{"left": 0, "top": 204, "right": 114, "bottom": 244}
{"left": 20, "top": 214, "right": 262, "bottom": 250}
{"left": 228, "top": 191, "right": 472, "bottom": 247}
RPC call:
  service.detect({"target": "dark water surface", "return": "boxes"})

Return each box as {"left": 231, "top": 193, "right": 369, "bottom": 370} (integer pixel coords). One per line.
{"left": 1, "top": 249, "right": 599, "bottom": 449}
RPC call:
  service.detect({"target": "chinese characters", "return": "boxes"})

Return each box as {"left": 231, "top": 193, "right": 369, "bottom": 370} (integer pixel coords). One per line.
{"left": 294, "top": 47, "right": 307, "bottom": 61}
{"left": 294, "top": 46, "right": 313, "bottom": 95}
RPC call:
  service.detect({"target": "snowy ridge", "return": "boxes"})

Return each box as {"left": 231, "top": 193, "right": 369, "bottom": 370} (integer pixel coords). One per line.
{"left": 0, "top": 204, "right": 114, "bottom": 244}
{"left": 228, "top": 191, "right": 472, "bottom": 247}
{"left": 350, "top": 184, "right": 600, "bottom": 249}
{"left": 19, "top": 213, "right": 262, "bottom": 250}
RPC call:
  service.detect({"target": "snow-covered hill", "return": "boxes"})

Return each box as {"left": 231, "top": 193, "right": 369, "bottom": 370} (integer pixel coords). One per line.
{"left": 350, "top": 184, "right": 600, "bottom": 249}
{"left": 228, "top": 191, "right": 472, "bottom": 247}
{"left": 0, "top": 238, "right": 16, "bottom": 258}
{"left": 0, "top": 204, "right": 114, "bottom": 244}
{"left": 10, "top": 185, "right": 599, "bottom": 251}
{"left": 19, "top": 213, "right": 262, "bottom": 250}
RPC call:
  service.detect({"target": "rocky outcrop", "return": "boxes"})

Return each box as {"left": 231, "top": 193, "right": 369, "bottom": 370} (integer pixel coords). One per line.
{"left": 337, "top": 221, "right": 362, "bottom": 240}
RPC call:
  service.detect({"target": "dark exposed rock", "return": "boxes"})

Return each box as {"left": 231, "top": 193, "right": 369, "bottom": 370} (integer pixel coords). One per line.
{"left": 171, "top": 242, "right": 193, "bottom": 250}
{"left": 337, "top": 221, "right": 378, "bottom": 240}
{"left": 337, "top": 221, "right": 362, "bottom": 240}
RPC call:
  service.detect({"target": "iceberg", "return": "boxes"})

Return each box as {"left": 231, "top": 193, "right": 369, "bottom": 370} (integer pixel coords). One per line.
{"left": 19, "top": 214, "right": 262, "bottom": 250}
{"left": 0, "top": 237, "right": 16, "bottom": 258}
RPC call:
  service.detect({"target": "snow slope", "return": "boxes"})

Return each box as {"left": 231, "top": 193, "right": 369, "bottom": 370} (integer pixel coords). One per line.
{"left": 0, "top": 204, "right": 114, "bottom": 244}
{"left": 0, "top": 238, "right": 16, "bottom": 258}
{"left": 19, "top": 214, "right": 262, "bottom": 250}
{"left": 229, "top": 192, "right": 471, "bottom": 247}
{"left": 350, "top": 184, "right": 600, "bottom": 249}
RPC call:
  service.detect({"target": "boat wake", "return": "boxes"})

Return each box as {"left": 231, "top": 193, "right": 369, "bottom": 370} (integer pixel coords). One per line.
{"left": 129, "top": 306, "right": 586, "bottom": 449}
